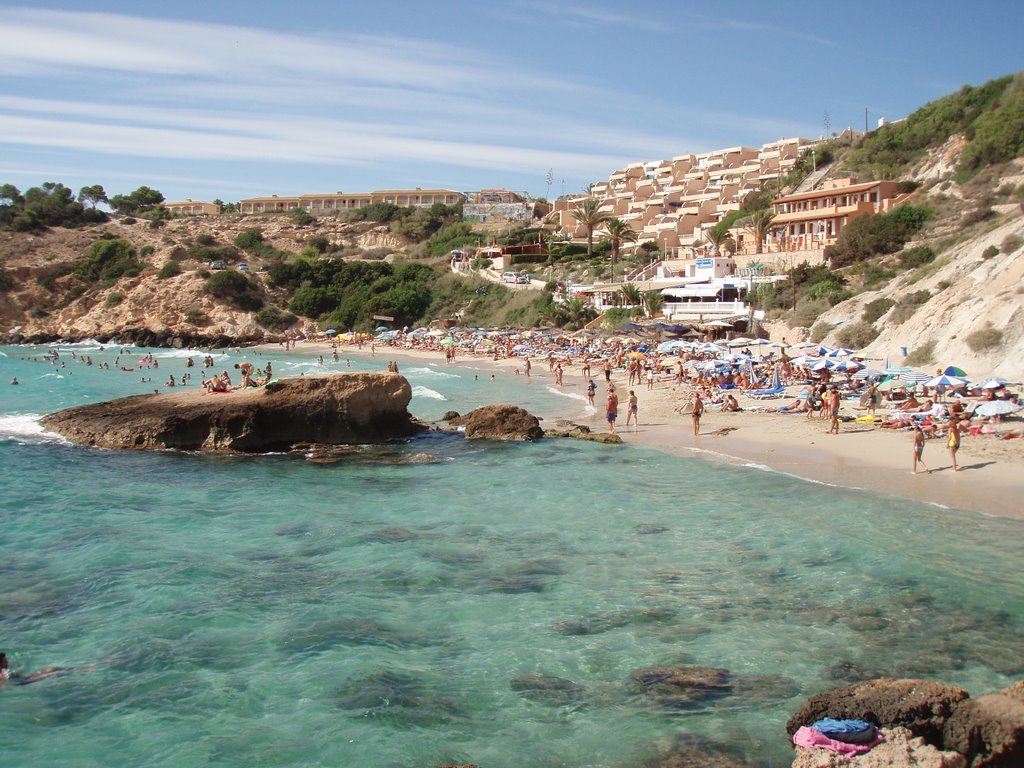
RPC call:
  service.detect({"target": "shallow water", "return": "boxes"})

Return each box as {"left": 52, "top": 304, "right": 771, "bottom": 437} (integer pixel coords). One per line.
{"left": 1, "top": 344, "right": 1022, "bottom": 767}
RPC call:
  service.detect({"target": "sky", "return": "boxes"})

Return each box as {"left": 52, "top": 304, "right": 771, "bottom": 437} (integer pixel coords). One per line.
{"left": 1, "top": 1, "right": 1022, "bottom": 204}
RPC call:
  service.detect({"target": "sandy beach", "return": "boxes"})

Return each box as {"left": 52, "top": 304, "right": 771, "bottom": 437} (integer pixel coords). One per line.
{"left": 293, "top": 339, "right": 1023, "bottom": 521}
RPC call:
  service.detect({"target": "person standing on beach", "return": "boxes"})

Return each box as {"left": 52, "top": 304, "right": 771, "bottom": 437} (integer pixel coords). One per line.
{"left": 524, "top": 357, "right": 531, "bottom": 377}
{"left": 603, "top": 360, "right": 612, "bottom": 382}
{"left": 692, "top": 392, "right": 704, "bottom": 436}
{"left": 912, "top": 424, "right": 930, "bottom": 474}
{"left": 827, "top": 387, "right": 840, "bottom": 434}
{"left": 947, "top": 418, "right": 961, "bottom": 472}
{"left": 586, "top": 378, "right": 596, "bottom": 406}
{"left": 625, "top": 390, "right": 639, "bottom": 432}
{"left": 606, "top": 386, "right": 619, "bottom": 433}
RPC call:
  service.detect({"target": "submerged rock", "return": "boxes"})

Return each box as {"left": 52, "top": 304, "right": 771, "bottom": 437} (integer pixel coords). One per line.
{"left": 41, "top": 373, "right": 424, "bottom": 453}
{"left": 629, "top": 666, "right": 733, "bottom": 709}
{"left": 509, "top": 674, "right": 584, "bottom": 705}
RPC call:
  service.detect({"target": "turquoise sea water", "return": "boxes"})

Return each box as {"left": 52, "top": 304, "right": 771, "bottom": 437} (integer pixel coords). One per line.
{"left": 1, "top": 343, "right": 1022, "bottom": 768}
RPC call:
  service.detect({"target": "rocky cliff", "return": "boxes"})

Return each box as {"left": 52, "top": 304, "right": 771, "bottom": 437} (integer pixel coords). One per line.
{"left": 41, "top": 372, "right": 424, "bottom": 452}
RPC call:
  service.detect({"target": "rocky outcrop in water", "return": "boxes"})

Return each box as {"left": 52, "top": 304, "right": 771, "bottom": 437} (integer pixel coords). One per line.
{"left": 788, "top": 678, "right": 1024, "bottom": 767}
{"left": 41, "top": 372, "right": 424, "bottom": 452}
{"left": 460, "top": 403, "right": 543, "bottom": 441}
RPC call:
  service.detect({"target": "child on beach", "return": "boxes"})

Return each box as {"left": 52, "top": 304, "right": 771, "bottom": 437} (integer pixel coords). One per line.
{"left": 912, "top": 424, "right": 930, "bottom": 474}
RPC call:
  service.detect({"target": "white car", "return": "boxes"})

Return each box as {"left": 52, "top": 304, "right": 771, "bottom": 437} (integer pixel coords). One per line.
{"left": 501, "top": 272, "right": 518, "bottom": 283}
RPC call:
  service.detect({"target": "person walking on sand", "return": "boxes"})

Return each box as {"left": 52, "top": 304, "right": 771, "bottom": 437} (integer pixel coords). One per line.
{"left": 586, "top": 378, "right": 596, "bottom": 406}
{"left": 625, "top": 389, "right": 639, "bottom": 431}
{"left": 692, "top": 392, "right": 704, "bottom": 436}
{"left": 606, "top": 385, "right": 619, "bottom": 433}
{"left": 912, "top": 424, "right": 930, "bottom": 474}
{"left": 947, "top": 418, "right": 961, "bottom": 472}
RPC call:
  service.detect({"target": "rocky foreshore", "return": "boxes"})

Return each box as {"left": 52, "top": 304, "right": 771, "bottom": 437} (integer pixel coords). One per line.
{"left": 41, "top": 372, "right": 424, "bottom": 452}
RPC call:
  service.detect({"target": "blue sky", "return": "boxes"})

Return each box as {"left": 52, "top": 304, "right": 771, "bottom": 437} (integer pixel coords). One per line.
{"left": 1, "top": 1, "right": 1021, "bottom": 204}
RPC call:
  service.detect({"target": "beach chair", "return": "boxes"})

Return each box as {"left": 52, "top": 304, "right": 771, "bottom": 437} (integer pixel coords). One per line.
{"left": 747, "top": 385, "right": 786, "bottom": 400}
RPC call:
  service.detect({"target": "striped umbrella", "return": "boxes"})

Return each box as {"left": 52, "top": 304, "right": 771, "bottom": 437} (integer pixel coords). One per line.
{"left": 900, "top": 371, "right": 932, "bottom": 383}
{"left": 978, "top": 377, "right": 1009, "bottom": 389}
{"left": 833, "top": 359, "right": 864, "bottom": 372}
{"left": 885, "top": 366, "right": 912, "bottom": 376}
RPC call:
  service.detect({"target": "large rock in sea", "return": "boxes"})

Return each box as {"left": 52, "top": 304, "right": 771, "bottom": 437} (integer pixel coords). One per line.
{"left": 41, "top": 373, "right": 424, "bottom": 452}
{"left": 942, "top": 680, "right": 1024, "bottom": 767}
{"left": 461, "top": 403, "right": 543, "bottom": 441}
{"left": 786, "top": 678, "right": 970, "bottom": 746}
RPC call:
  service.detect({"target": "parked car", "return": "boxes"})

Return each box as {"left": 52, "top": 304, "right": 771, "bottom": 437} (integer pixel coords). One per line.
{"left": 237, "top": 262, "right": 249, "bottom": 271}
{"left": 209, "top": 260, "right": 226, "bottom": 270}
{"left": 501, "top": 272, "right": 518, "bottom": 283}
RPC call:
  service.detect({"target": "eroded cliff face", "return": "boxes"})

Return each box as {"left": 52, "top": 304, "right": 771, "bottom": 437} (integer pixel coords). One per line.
{"left": 41, "top": 373, "right": 424, "bottom": 452}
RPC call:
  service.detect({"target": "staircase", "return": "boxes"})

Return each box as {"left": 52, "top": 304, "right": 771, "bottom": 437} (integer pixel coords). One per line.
{"left": 792, "top": 162, "right": 833, "bottom": 194}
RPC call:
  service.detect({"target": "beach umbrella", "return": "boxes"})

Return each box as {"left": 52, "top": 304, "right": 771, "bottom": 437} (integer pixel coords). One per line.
{"left": 808, "top": 358, "right": 836, "bottom": 371}
{"left": 324, "top": 329, "right": 337, "bottom": 335}
{"left": 900, "top": 371, "right": 932, "bottom": 383}
{"left": 974, "top": 401, "right": 1022, "bottom": 418}
{"left": 978, "top": 377, "right": 1009, "bottom": 389}
{"left": 853, "top": 367, "right": 884, "bottom": 379}
{"left": 827, "top": 347, "right": 856, "bottom": 357}
{"left": 833, "top": 359, "right": 864, "bottom": 372}
{"left": 884, "top": 366, "right": 911, "bottom": 376}
{"left": 876, "top": 379, "right": 908, "bottom": 391}
{"left": 943, "top": 366, "right": 968, "bottom": 377}
{"left": 924, "top": 375, "right": 969, "bottom": 388}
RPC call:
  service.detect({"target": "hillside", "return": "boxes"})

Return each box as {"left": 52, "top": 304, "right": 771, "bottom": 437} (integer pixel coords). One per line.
{"left": 802, "top": 147, "right": 1024, "bottom": 379}
{"left": 0, "top": 214, "right": 412, "bottom": 345}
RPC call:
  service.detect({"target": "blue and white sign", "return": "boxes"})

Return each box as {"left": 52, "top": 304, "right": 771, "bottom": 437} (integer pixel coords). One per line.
{"left": 695, "top": 258, "right": 713, "bottom": 267}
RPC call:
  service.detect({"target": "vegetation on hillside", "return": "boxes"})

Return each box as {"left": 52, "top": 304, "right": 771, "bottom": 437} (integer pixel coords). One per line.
{"left": 845, "top": 72, "right": 1024, "bottom": 180}
{"left": 0, "top": 182, "right": 108, "bottom": 231}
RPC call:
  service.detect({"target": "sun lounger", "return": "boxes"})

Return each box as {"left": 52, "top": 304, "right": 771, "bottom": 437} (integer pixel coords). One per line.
{"left": 747, "top": 385, "right": 786, "bottom": 400}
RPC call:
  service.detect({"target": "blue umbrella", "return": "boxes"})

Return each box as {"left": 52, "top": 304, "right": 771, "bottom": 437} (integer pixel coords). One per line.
{"left": 324, "top": 329, "right": 337, "bottom": 335}
{"left": 924, "top": 375, "right": 969, "bottom": 388}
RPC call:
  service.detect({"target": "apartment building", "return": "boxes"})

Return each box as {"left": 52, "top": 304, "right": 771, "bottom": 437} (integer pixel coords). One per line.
{"left": 768, "top": 177, "right": 903, "bottom": 250}
{"left": 164, "top": 200, "right": 221, "bottom": 215}
{"left": 552, "top": 137, "right": 811, "bottom": 254}
{"left": 238, "top": 189, "right": 465, "bottom": 214}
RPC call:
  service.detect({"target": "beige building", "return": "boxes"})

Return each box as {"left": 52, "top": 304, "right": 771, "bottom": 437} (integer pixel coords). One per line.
{"left": 551, "top": 138, "right": 812, "bottom": 255}
{"left": 238, "top": 189, "right": 465, "bottom": 214}
{"left": 767, "top": 177, "right": 904, "bottom": 251}
{"left": 164, "top": 200, "right": 221, "bottom": 215}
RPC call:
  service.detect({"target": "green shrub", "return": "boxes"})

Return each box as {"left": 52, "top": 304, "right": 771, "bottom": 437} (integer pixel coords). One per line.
{"left": 788, "top": 297, "right": 830, "bottom": 328}
{"left": 905, "top": 339, "right": 937, "bottom": 367}
{"left": 290, "top": 208, "right": 314, "bottom": 226}
{"left": 825, "top": 205, "right": 930, "bottom": 268}
{"left": 60, "top": 284, "right": 86, "bottom": 307}
{"left": 862, "top": 297, "right": 895, "bottom": 323}
{"left": 205, "top": 270, "right": 263, "bottom": 310}
{"left": 937, "top": 280, "right": 952, "bottom": 290}
{"left": 255, "top": 306, "right": 297, "bottom": 331}
{"left": 965, "top": 326, "right": 1003, "bottom": 352}
{"left": 195, "top": 233, "right": 216, "bottom": 246}
{"left": 981, "top": 244, "right": 1000, "bottom": 260}
{"left": 105, "top": 291, "right": 124, "bottom": 308}
{"left": 157, "top": 261, "right": 181, "bottom": 279}
{"left": 889, "top": 290, "right": 932, "bottom": 324}
{"left": 471, "top": 258, "right": 493, "bottom": 270}
{"left": 234, "top": 230, "right": 264, "bottom": 250}
{"left": 962, "top": 205, "right": 995, "bottom": 226}
{"left": 897, "top": 180, "right": 921, "bottom": 194}
{"left": 836, "top": 321, "right": 879, "bottom": 349}
{"left": 75, "top": 238, "right": 144, "bottom": 282}
{"left": 140, "top": 244, "right": 155, "bottom": 257}
{"left": 810, "top": 322, "right": 831, "bottom": 343}
{"left": 1001, "top": 233, "right": 1023, "bottom": 253}
{"left": 898, "top": 246, "right": 936, "bottom": 269}
{"left": 183, "top": 306, "right": 206, "bottom": 325}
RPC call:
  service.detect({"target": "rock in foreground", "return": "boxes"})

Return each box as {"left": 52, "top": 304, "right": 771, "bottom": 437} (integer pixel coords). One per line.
{"left": 41, "top": 373, "right": 424, "bottom": 452}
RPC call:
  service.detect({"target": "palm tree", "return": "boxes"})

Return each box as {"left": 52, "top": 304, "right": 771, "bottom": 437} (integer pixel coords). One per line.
{"left": 744, "top": 209, "right": 776, "bottom": 254}
{"left": 602, "top": 218, "right": 638, "bottom": 282}
{"left": 704, "top": 224, "right": 735, "bottom": 255}
{"left": 562, "top": 296, "right": 597, "bottom": 330}
{"left": 619, "top": 283, "right": 642, "bottom": 308}
{"left": 570, "top": 197, "right": 612, "bottom": 259}
{"left": 642, "top": 289, "right": 664, "bottom": 319}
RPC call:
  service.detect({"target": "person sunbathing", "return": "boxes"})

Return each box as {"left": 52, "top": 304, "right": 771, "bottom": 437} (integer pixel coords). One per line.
{"left": 896, "top": 396, "right": 922, "bottom": 412}
{"left": 777, "top": 398, "right": 810, "bottom": 413}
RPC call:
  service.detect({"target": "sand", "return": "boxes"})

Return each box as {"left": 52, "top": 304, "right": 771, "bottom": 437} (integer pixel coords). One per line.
{"left": 287, "top": 340, "right": 1024, "bottom": 521}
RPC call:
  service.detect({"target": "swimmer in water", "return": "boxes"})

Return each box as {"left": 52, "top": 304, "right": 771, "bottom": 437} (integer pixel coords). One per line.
{"left": 1, "top": 652, "right": 91, "bottom": 686}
